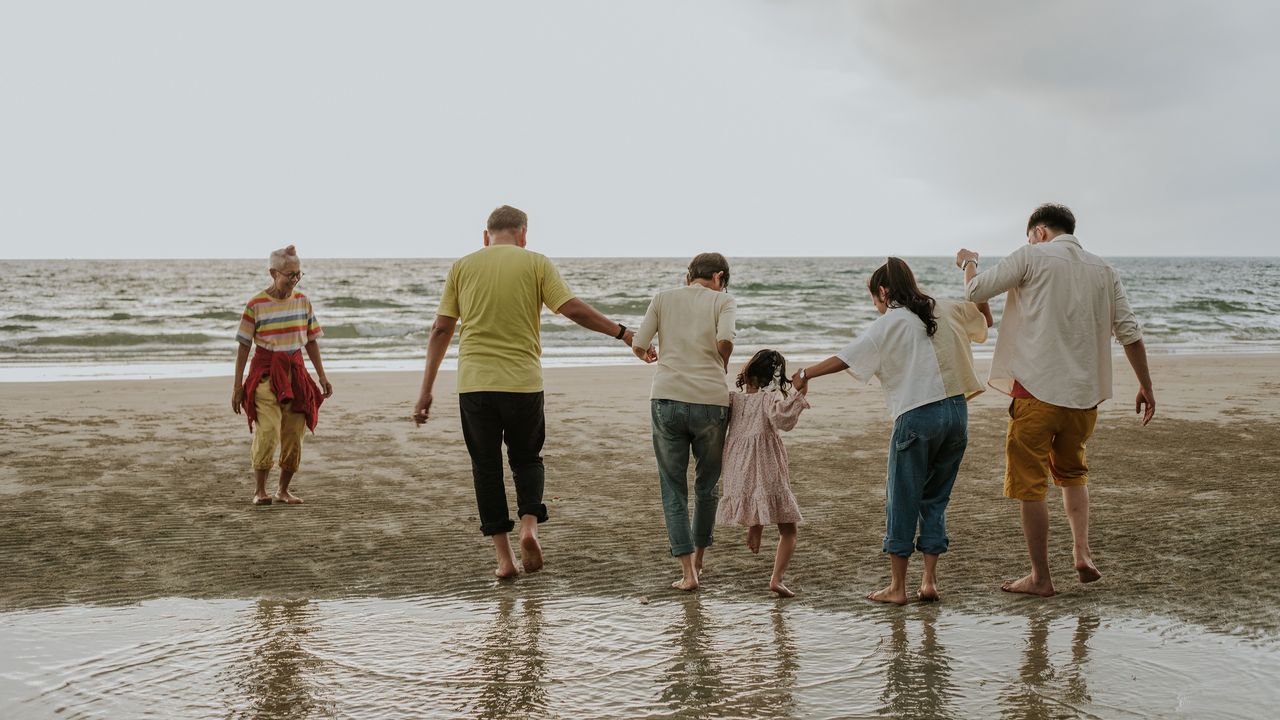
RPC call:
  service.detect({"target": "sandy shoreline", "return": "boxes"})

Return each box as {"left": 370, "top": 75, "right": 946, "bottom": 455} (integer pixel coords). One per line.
{"left": 1, "top": 353, "right": 1277, "bottom": 638}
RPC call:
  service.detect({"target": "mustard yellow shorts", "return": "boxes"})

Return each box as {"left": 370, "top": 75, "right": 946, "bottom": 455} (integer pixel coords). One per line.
{"left": 251, "top": 378, "right": 307, "bottom": 472}
{"left": 1004, "top": 397, "right": 1098, "bottom": 501}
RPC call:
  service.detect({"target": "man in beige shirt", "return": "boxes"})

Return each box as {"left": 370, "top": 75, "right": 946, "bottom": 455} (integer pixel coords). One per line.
{"left": 958, "top": 203, "right": 1155, "bottom": 598}
{"left": 632, "top": 252, "right": 736, "bottom": 591}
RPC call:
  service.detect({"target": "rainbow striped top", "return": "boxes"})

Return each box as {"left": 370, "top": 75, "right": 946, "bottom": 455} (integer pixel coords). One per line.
{"left": 236, "top": 291, "right": 323, "bottom": 353}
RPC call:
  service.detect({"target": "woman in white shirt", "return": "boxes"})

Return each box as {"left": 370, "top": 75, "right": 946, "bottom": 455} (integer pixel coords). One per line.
{"left": 793, "top": 258, "right": 991, "bottom": 604}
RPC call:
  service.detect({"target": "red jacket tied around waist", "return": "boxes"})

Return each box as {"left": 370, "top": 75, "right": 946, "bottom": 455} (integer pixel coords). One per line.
{"left": 243, "top": 347, "right": 324, "bottom": 433}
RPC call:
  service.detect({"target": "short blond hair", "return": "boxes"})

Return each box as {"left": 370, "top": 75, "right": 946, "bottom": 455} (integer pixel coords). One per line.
{"left": 270, "top": 245, "right": 299, "bottom": 270}
{"left": 487, "top": 205, "right": 528, "bottom": 232}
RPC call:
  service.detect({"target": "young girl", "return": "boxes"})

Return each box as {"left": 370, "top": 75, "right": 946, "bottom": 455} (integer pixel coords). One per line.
{"left": 793, "top": 258, "right": 991, "bottom": 605}
{"left": 231, "top": 245, "right": 333, "bottom": 506}
{"left": 716, "top": 349, "right": 809, "bottom": 597}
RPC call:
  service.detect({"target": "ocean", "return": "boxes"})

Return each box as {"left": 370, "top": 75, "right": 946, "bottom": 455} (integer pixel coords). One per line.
{"left": 1, "top": 256, "right": 1278, "bottom": 381}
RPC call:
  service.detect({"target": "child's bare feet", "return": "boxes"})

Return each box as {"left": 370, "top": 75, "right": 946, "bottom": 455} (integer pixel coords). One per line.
{"left": 769, "top": 580, "right": 795, "bottom": 598}
{"left": 272, "top": 491, "right": 303, "bottom": 505}
{"left": 746, "top": 525, "right": 762, "bottom": 554}
{"left": 519, "top": 531, "right": 544, "bottom": 573}
{"left": 1075, "top": 560, "right": 1102, "bottom": 584}
{"left": 867, "top": 585, "right": 908, "bottom": 605}
{"left": 1001, "top": 573, "right": 1057, "bottom": 597}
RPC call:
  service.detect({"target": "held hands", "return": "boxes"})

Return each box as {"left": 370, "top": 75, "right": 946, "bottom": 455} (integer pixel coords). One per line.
{"left": 413, "top": 392, "right": 433, "bottom": 426}
{"left": 231, "top": 384, "right": 245, "bottom": 414}
{"left": 955, "top": 249, "right": 979, "bottom": 269}
{"left": 1135, "top": 386, "right": 1156, "bottom": 426}
{"left": 790, "top": 371, "right": 809, "bottom": 395}
{"left": 632, "top": 344, "right": 658, "bottom": 364}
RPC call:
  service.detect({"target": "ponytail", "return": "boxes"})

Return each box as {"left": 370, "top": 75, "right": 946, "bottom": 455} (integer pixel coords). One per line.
{"left": 868, "top": 257, "right": 937, "bottom": 336}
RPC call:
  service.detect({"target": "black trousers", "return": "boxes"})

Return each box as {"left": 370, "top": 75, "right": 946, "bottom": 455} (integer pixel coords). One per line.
{"left": 458, "top": 391, "right": 548, "bottom": 536}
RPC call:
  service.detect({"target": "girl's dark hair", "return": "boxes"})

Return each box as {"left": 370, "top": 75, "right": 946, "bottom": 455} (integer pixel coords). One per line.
{"left": 868, "top": 257, "right": 937, "bottom": 337}
{"left": 736, "top": 349, "right": 791, "bottom": 395}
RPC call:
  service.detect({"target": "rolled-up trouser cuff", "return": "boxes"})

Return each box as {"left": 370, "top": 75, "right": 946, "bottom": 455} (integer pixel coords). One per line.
{"left": 883, "top": 540, "right": 915, "bottom": 558}
{"left": 517, "top": 504, "right": 549, "bottom": 523}
{"left": 670, "top": 543, "right": 695, "bottom": 558}
{"left": 480, "top": 519, "right": 517, "bottom": 537}
{"left": 916, "top": 539, "right": 949, "bottom": 555}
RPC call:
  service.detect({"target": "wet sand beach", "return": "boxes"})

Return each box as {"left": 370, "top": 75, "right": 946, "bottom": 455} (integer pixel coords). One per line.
{"left": 1, "top": 354, "right": 1279, "bottom": 717}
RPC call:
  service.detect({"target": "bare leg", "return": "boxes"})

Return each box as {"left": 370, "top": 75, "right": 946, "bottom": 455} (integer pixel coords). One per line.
{"left": 253, "top": 469, "right": 271, "bottom": 504}
{"left": 492, "top": 533, "right": 520, "bottom": 579}
{"left": 1003, "top": 500, "right": 1057, "bottom": 597}
{"left": 518, "top": 514, "right": 544, "bottom": 573}
{"left": 918, "top": 553, "right": 940, "bottom": 601}
{"left": 693, "top": 546, "right": 707, "bottom": 576}
{"left": 273, "top": 469, "right": 303, "bottom": 504}
{"left": 672, "top": 553, "right": 698, "bottom": 591}
{"left": 1062, "top": 485, "right": 1101, "bottom": 583}
{"left": 769, "top": 523, "right": 797, "bottom": 597}
{"left": 746, "top": 525, "right": 763, "bottom": 554}
{"left": 868, "top": 553, "right": 910, "bottom": 605}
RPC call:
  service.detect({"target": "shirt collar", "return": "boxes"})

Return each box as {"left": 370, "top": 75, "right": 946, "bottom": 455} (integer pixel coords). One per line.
{"left": 1050, "top": 234, "right": 1082, "bottom": 248}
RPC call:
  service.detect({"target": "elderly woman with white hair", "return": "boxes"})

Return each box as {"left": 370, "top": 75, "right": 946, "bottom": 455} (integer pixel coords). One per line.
{"left": 232, "top": 245, "right": 334, "bottom": 505}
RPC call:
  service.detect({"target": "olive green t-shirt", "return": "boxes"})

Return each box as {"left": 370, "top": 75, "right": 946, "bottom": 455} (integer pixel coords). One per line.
{"left": 437, "top": 245, "right": 576, "bottom": 394}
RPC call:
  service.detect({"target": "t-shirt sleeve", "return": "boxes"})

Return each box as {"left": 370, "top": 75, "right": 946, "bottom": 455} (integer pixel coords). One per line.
{"left": 960, "top": 301, "right": 988, "bottom": 343}
{"left": 437, "top": 264, "right": 461, "bottom": 319}
{"left": 541, "top": 258, "right": 576, "bottom": 313}
{"left": 835, "top": 327, "right": 880, "bottom": 384}
{"left": 235, "top": 301, "right": 256, "bottom": 346}
{"left": 716, "top": 294, "right": 737, "bottom": 343}
{"left": 306, "top": 298, "right": 323, "bottom": 341}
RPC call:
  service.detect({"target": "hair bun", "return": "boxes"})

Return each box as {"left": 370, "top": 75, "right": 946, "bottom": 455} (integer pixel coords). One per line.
{"left": 285, "top": 245, "right": 297, "bottom": 256}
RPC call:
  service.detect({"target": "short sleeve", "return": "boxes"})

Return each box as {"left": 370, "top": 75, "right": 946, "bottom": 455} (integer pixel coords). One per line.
{"left": 766, "top": 390, "right": 809, "bottom": 432}
{"left": 960, "top": 302, "right": 988, "bottom": 343}
{"left": 235, "top": 301, "right": 256, "bottom": 346}
{"left": 715, "top": 294, "right": 737, "bottom": 343}
{"left": 437, "top": 263, "right": 461, "bottom": 319}
{"left": 540, "top": 257, "right": 576, "bottom": 313}
{"left": 1111, "top": 271, "right": 1142, "bottom": 345}
{"left": 306, "top": 298, "right": 323, "bottom": 341}
{"left": 836, "top": 328, "right": 881, "bottom": 384}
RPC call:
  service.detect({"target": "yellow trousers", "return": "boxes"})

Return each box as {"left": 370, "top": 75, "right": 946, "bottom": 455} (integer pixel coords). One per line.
{"left": 251, "top": 378, "right": 307, "bottom": 471}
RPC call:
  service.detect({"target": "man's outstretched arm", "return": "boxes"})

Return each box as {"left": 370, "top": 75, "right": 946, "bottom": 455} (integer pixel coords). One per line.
{"left": 559, "top": 298, "right": 635, "bottom": 346}
{"left": 414, "top": 315, "right": 458, "bottom": 425}
{"left": 1123, "top": 339, "right": 1155, "bottom": 426}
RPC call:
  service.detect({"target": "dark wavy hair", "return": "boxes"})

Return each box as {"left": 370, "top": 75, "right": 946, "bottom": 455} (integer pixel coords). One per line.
{"left": 868, "top": 257, "right": 937, "bottom": 337}
{"left": 736, "top": 349, "right": 791, "bottom": 396}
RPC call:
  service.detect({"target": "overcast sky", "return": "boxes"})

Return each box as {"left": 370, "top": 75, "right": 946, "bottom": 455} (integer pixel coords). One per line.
{"left": 2, "top": 1, "right": 1276, "bottom": 259}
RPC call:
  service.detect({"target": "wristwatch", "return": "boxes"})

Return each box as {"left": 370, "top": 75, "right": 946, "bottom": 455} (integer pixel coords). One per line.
{"left": 614, "top": 323, "right": 627, "bottom": 340}
{"left": 961, "top": 258, "right": 978, "bottom": 269}
{"left": 799, "top": 369, "right": 808, "bottom": 381}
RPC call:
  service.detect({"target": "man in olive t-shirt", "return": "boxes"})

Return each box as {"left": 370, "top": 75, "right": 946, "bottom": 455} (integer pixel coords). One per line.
{"left": 413, "top": 205, "right": 635, "bottom": 579}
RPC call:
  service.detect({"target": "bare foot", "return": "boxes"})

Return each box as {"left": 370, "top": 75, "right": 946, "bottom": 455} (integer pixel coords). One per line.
{"left": 494, "top": 563, "right": 520, "bottom": 580}
{"left": 867, "top": 585, "right": 908, "bottom": 605}
{"left": 1001, "top": 573, "right": 1057, "bottom": 598}
{"left": 252, "top": 495, "right": 272, "bottom": 506}
{"left": 917, "top": 582, "right": 940, "bottom": 602}
{"left": 272, "top": 491, "right": 303, "bottom": 505}
{"left": 671, "top": 577, "right": 699, "bottom": 592}
{"left": 519, "top": 532, "right": 544, "bottom": 573}
{"left": 1075, "top": 561, "right": 1102, "bottom": 584}
{"left": 746, "top": 526, "right": 762, "bottom": 554}
{"left": 769, "top": 580, "right": 795, "bottom": 598}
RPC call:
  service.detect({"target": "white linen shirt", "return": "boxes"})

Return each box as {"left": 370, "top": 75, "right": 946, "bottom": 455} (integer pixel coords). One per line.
{"left": 965, "top": 235, "right": 1142, "bottom": 409}
{"left": 837, "top": 307, "right": 949, "bottom": 421}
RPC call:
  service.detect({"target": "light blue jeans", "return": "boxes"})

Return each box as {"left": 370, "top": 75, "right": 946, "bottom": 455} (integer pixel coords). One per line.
{"left": 884, "top": 395, "right": 969, "bottom": 557}
{"left": 651, "top": 399, "right": 728, "bottom": 557}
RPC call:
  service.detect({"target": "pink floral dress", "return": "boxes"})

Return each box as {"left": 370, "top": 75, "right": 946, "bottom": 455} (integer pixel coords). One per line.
{"left": 716, "top": 390, "right": 809, "bottom": 526}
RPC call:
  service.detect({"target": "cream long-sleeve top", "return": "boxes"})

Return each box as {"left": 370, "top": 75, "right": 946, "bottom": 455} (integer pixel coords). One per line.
{"left": 633, "top": 285, "right": 737, "bottom": 407}
{"left": 966, "top": 235, "right": 1143, "bottom": 409}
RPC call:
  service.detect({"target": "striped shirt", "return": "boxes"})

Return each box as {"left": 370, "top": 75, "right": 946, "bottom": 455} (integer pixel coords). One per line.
{"left": 236, "top": 291, "right": 323, "bottom": 352}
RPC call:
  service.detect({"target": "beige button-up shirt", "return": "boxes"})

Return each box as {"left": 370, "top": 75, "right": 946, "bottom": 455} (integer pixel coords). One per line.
{"left": 966, "top": 235, "right": 1142, "bottom": 409}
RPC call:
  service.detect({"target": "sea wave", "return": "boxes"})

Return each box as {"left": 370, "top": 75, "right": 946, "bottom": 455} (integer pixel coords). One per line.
{"left": 325, "top": 296, "right": 408, "bottom": 309}
{"left": 25, "top": 332, "right": 218, "bottom": 347}
{"left": 323, "top": 323, "right": 423, "bottom": 339}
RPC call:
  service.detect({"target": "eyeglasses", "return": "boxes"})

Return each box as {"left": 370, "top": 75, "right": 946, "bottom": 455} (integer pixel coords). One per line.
{"left": 276, "top": 271, "right": 305, "bottom": 281}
